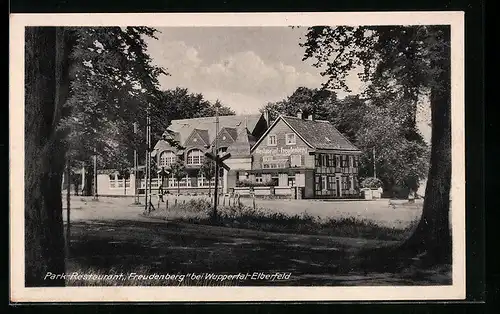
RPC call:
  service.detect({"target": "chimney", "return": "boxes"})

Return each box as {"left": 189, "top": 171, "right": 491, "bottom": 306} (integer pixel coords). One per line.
{"left": 296, "top": 109, "right": 303, "bottom": 119}
{"left": 308, "top": 114, "right": 314, "bottom": 121}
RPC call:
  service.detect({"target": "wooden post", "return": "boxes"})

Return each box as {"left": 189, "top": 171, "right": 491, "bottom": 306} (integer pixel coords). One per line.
{"left": 133, "top": 122, "right": 140, "bottom": 205}
{"left": 166, "top": 199, "right": 168, "bottom": 210}
{"left": 66, "top": 158, "right": 71, "bottom": 259}
{"left": 93, "top": 152, "right": 98, "bottom": 200}
{"left": 212, "top": 106, "right": 220, "bottom": 222}
{"left": 252, "top": 195, "right": 256, "bottom": 210}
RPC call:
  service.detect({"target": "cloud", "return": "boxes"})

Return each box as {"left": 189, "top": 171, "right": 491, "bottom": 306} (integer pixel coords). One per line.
{"left": 197, "top": 50, "right": 323, "bottom": 98}
{"left": 147, "top": 38, "right": 369, "bottom": 112}
{"left": 147, "top": 38, "right": 325, "bottom": 100}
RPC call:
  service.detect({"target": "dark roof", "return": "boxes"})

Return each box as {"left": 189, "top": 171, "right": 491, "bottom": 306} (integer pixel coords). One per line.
{"left": 281, "top": 116, "right": 360, "bottom": 151}
{"left": 227, "top": 127, "right": 257, "bottom": 157}
{"left": 212, "top": 127, "right": 238, "bottom": 148}
{"left": 167, "top": 114, "right": 262, "bottom": 146}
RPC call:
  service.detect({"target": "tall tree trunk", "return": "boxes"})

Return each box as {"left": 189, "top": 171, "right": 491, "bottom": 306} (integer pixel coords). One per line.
{"left": 83, "top": 162, "right": 93, "bottom": 196}
{"left": 25, "top": 27, "right": 71, "bottom": 286}
{"left": 401, "top": 28, "right": 451, "bottom": 265}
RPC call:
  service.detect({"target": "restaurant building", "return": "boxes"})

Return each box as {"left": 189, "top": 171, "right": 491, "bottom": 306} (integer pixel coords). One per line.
{"left": 149, "top": 110, "right": 362, "bottom": 199}
{"left": 150, "top": 113, "right": 268, "bottom": 193}
{"left": 232, "top": 110, "right": 362, "bottom": 198}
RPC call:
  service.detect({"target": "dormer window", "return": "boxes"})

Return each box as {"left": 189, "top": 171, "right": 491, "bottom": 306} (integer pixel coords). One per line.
{"left": 187, "top": 149, "right": 204, "bottom": 166}
{"left": 286, "top": 133, "right": 296, "bottom": 145}
{"left": 267, "top": 135, "right": 277, "bottom": 146}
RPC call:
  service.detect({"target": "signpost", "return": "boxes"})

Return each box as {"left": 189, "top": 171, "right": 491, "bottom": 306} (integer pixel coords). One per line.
{"left": 157, "top": 167, "right": 170, "bottom": 202}
{"left": 205, "top": 151, "right": 231, "bottom": 222}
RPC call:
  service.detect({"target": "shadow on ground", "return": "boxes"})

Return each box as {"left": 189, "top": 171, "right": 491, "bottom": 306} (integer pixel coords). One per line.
{"left": 67, "top": 219, "right": 451, "bottom": 286}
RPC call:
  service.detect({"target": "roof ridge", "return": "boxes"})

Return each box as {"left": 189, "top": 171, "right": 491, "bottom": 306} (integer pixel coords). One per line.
{"left": 172, "top": 113, "right": 260, "bottom": 121}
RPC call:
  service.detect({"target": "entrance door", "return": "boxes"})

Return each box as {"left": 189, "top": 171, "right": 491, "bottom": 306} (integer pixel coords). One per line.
{"left": 336, "top": 178, "right": 341, "bottom": 197}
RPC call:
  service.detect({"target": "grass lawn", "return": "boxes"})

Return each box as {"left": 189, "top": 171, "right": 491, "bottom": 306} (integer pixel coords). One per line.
{"left": 64, "top": 196, "right": 450, "bottom": 286}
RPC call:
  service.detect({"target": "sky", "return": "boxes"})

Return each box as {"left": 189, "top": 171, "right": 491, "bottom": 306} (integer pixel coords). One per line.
{"left": 145, "top": 27, "right": 364, "bottom": 114}
{"left": 145, "top": 27, "right": 430, "bottom": 142}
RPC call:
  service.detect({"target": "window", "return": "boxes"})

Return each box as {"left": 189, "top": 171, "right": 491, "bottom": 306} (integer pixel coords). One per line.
{"left": 286, "top": 133, "right": 296, "bottom": 145}
{"left": 109, "top": 174, "right": 117, "bottom": 188}
{"left": 288, "top": 176, "right": 296, "bottom": 186}
{"left": 290, "top": 155, "right": 302, "bottom": 167}
{"left": 187, "top": 149, "right": 203, "bottom": 165}
{"left": 267, "top": 135, "right": 277, "bottom": 146}
{"left": 263, "top": 156, "right": 273, "bottom": 162}
{"left": 328, "top": 154, "right": 335, "bottom": 167}
{"left": 349, "top": 156, "right": 354, "bottom": 168}
{"left": 198, "top": 174, "right": 214, "bottom": 187}
{"left": 328, "top": 176, "right": 336, "bottom": 190}
{"left": 159, "top": 151, "right": 176, "bottom": 167}
{"left": 315, "top": 154, "right": 321, "bottom": 167}
{"left": 341, "top": 155, "right": 348, "bottom": 167}
{"left": 263, "top": 156, "right": 288, "bottom": 169}
{"left": 172, "top": 175, "right": 192, "bottom": 187}
{"left": 255, "top": 174, "right": 263, "bottom": 183}
{"left": 321, "top": 154, "right": 326, "bottom": 167}
{"left": 336, "top": 155, "right": 341, "bottom": 168}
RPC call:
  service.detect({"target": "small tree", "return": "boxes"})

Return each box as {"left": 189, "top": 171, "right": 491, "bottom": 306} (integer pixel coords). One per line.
{"left": 170, "top": 160, "right": 186, "bottom": 195}
{"left": 118, "top": 167, "right": 130, "bottom": 195}
{"left": 198, "top": 158, "right": 215, "bottom": 195}
{"left": 360, "top": 177, "right": 383, "bottom": 189}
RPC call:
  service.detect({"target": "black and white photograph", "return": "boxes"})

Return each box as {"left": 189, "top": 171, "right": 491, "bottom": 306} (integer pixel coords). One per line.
{"left": 10, "top": 12, "right": 466, "bottom": 302}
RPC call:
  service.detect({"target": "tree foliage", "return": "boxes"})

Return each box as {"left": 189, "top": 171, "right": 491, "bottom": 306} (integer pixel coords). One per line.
{"left": 198, "top": 157, "right": 216, "bottom": 194}
{"left": 170, "top": 160, "right": 186, "bottom": 195}
{"left": 57, "top": 27, "right": 168, "bottom": 195}
{"left": 300, "top": 25, "right": 452, "bottom": 266}
{"left": 260, "top": 86, "right": 337, "bottom": 122}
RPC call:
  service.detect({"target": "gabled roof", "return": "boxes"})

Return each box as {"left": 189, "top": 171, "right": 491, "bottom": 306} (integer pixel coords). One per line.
{"left": 227, "top": 127, "right": 257, "bottom": 158}
{"left": 184, "top": 128, "right": 210, "bottom": 147}
{"left": 282, "top": 116, "right": 360, "bottom": 151}
{"left": 212, "top": 127, "right": 238, "bottom": 148}
{"left": 167, "top": 114, "right": 262, "bottom": 146}
{"left": 251, "top": 115, "right": 360, "bottom": 152}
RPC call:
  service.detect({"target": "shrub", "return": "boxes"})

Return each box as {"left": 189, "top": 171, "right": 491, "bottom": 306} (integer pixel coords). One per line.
{"left": 145, "top": 199, "right": 417, "bottom": 241}
{"left": 361, "top": 177, "right": 383, "bottom": 189}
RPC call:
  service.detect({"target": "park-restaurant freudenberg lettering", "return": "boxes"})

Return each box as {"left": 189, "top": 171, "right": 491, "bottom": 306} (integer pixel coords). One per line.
{"left": 254, "top": 147, "right": 308, "bottom": 156}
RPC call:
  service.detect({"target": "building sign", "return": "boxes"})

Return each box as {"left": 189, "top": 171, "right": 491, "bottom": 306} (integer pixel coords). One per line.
{"left": 254, "top": 147, "right": 308, "bottom": 156}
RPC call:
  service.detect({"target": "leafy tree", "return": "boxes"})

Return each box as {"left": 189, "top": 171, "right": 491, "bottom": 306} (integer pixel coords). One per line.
{"left": 301, "top": 25, "right": 451, "bottom": 266}
{"left": 25, "top": 26, "right": 167, "bottom": 286}
{"left": 354, "top": 103, "right": 430, "bottom": 194}
{"left": 156, "top": 88, "right": 235, "bottom": 125}
{"left": 170, "top": 160, "right": 186, "bottom": 195}
{"left": 260, "top": 86, "right": 337, "bottom": 122}
{"left": 198, "top": 158, "right": 215, "bottom": 195}
{"left": 61, "top": 27, "right": 168, "bottom": 196}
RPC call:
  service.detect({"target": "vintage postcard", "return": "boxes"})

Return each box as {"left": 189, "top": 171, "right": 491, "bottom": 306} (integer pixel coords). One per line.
{"left": 10, "top": 12, "right": 465, "bottom": 302}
